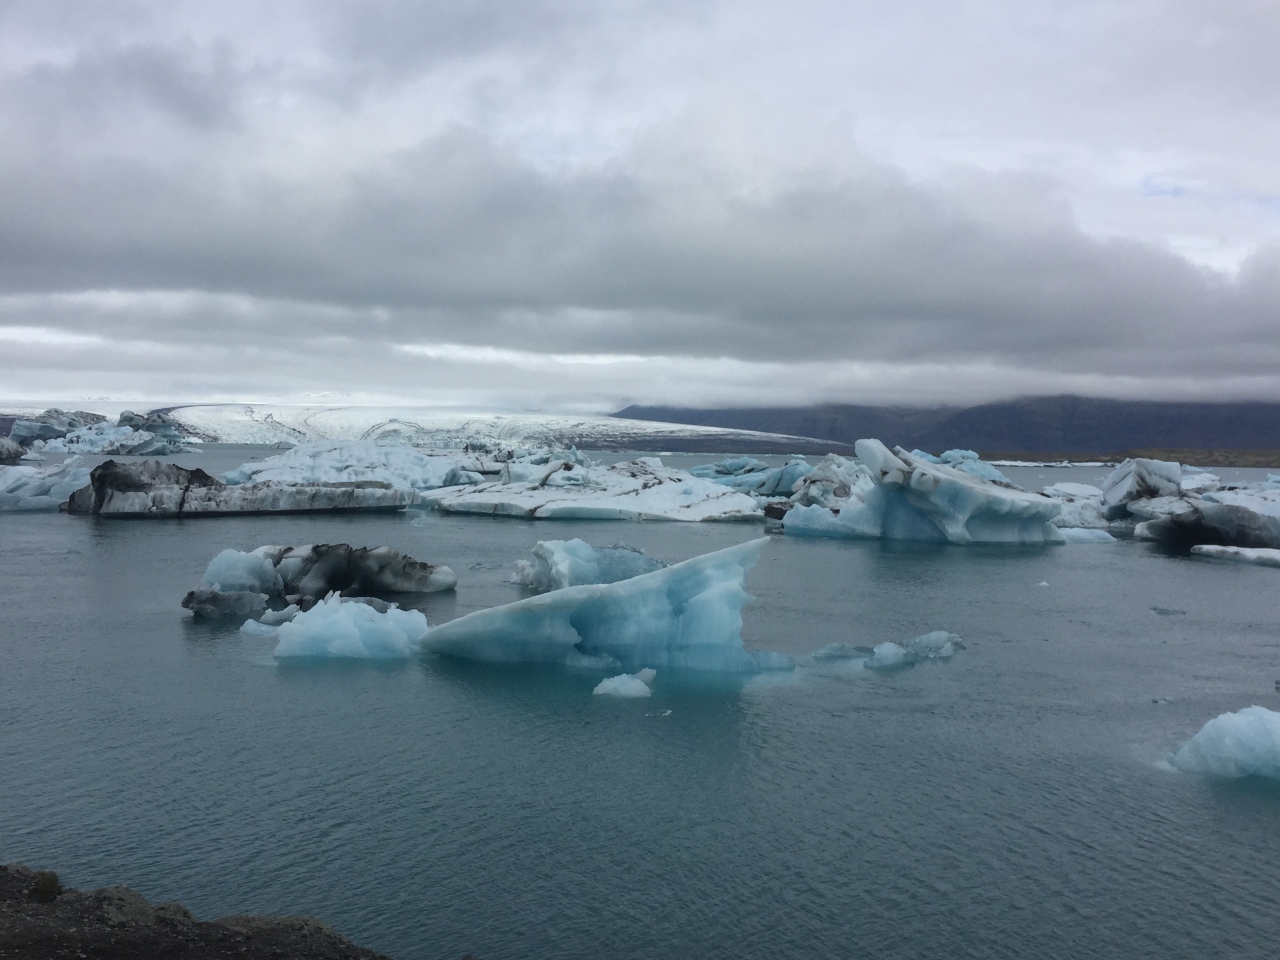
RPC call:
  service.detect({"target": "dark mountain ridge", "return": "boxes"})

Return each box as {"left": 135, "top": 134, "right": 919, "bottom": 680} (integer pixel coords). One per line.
{"left": 615, "top": 396, "right": 1280, "bottom": 456}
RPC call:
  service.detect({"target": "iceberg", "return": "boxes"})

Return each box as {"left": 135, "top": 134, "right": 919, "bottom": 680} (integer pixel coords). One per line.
{"left": 0, "top": 457, "right": 92, "bottom": 512}
{"left": 183, "top": 543, "right": 456, "bottom": 615}
{"left": 865, "top": 631, "right": 962, "bottom": 669}
{"left": 32, "top": 411, "right": 196, "bottom": 456}
{"left": 272, "top": 594, "right": 429, "bottom": 659}
{"left": 593, "top": 669, "right": 657, "bottom": 698}
{"left": 789, "top": 454, "right": 872, "bottom": 509}
{"left": 692, "top": 458, "right": 814, "bottom": 498}
{"left": 66, "top": 459, "right": 416, "bottom": 516}
{"left": 1170, "top": 706, "right": 1280, "bottom": 780}
{"left": 1189, "top": 545, "right": 1280, "bottom": 567}
{"left": 424, "top": 538, "right": 792, "bottom": 673}
{"left": 1134, "top": 495, "right": 1280, "bottom": 550}
{"left": 1101, "top": 458, "right": 1182, "bottom": 512}
{"left": 784, "top": 440, "right": 1063, "bottom": 544}
{"left": 423, "top": 458, "right": 762, "bottom": 522}
{"left": 7, "top": 409, "right": 107, "bottom": 445}
{"left": 181, "top": 587, "right": 269, "bottom": 619}
{"left": 0, "top": 436, "right": 23, "bottom": 465}
{"left": 513, "top": 539, "right": 666, "bottom": 592}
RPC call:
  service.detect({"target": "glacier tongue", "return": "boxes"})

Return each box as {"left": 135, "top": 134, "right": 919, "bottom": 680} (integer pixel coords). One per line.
{"left": 784, "top": 439, "right": 1063, "bottom": 544}
{"left": 424, "top": 538, "right": 792, "bottom": 673}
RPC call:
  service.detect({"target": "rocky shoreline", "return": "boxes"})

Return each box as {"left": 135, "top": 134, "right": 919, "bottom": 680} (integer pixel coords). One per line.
{"left": 0, "top": 864, "right": 397, "bottom": 959}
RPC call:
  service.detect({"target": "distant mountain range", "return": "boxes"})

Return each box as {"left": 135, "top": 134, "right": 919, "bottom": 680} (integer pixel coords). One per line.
{"left": 614, "top": 396, "right": 1280, "bottom": 457}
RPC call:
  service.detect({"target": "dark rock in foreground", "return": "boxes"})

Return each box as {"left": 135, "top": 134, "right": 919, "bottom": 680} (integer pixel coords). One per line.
{"left": 65, "top": 459, "right": 416, "bottom": 517}
{"left": 0, "top": 863, "right": 394, "bottom": 960}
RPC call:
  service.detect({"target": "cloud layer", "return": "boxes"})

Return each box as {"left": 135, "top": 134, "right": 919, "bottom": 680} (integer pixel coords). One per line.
{"left": 1, "top": 1, "right": 1278, "bottom": 409}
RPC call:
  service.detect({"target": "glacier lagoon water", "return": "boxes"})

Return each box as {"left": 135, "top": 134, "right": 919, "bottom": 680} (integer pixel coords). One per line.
{"left": 3, "top": 448, "right": 1280, "bottom": 959}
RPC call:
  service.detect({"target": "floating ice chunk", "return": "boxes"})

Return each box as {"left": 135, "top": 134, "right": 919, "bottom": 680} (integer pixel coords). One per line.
{"left": 1101, "top": 458, "right": 1182, "bottom": 510}
{"left": 785, "top": 440, "right": 1062, "bottom": 544}
{"left": 239, "top": 619, "right": 280, "bottom": 637}
{"left": 1134, "top": 494, "right": 1280, "bottom": 549}
{"left": 790, "top": 454, "right": 873, "bottom": 509}
{"left": 204, "top": 549, "right": 284, "bottom": 595}
{"left": 190, "top": 543, "right": 455, "bottom": 608}
{"left": 702, "top": 459, "right": 813, "bottom": 497}
{"left": 425, "top": 538, "right": 791, "bottom": 673}
{"left": 865, "top": 641, "right": 911, "bottom": 669}
{"left": 424, "top": 458, "right": 762, "bottom": 521}
{"left": 593, "top": 670, "right": 656, "bottom": 697}
{"left": 0, "top": 437, "right": 23, "bottom": 465}
{"left": 273, "top": 594, "right": 428, "bottom": 659}
{"left": 863, "top": 631, "right": 961, "bottom": 669}
{"left": 1170, "top": 706, "right": 1280, "bottom": 780}
{"left": 0, "top": 457, "right": 92, "bottom": 512}
{"left": 690, "top": 457, "right": 769, "bottom": 478}
{"left": 1060, "top": 528, "right": 1116, "bottom": 543}
{"left": 259, "top": 604, "right": 300, "bottom": 625}
{"left": 181, "top": 587, "right": 268, "bottom": 619}
{"left": 37, "top": 421, "right": 191, "bottom": 456}
{"left": 66, "top": 459, "right": 416, "bottom": 516}
{"left": 1190, "top": 545, "right": 1280, "bottom": 567}
{"left": 513, "top": 539, "right": 667, "bottom": 592}
{"left": 8, "top": 409, "right": 106, "bottom": 444}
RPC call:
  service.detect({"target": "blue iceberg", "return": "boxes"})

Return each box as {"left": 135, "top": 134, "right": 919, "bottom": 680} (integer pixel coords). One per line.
{"left": 1170, "top": 706, "right": 1280, "bottom": 780}
{"left": 513, "top": 539, "right": 666, "bottom": 592}
{"left": 425, "top": 538, "right": 792, "bottom": 673}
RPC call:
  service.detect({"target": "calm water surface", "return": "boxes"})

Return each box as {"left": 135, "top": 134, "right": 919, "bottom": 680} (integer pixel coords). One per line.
{"left": 2, "top": 448, "right": 1280, "bottom": 959}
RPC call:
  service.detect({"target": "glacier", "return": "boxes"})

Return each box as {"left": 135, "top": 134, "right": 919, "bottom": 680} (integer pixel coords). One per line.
{"left": 0, "top": 457, "right": 92, "bottom": 512}
{"left": 1170, "top": 706, "right": 1280, "bottom": 780}
{"left": 513, "top": 539, "right": 666, "bottom": 592}
{"left": 784, "top": 440, "right": 1063, "bottom": 544}
{"left": 162, "top": 403, "right": 838, "bottom": 453}
{"left": 423, "top": 457, "right": 763, "bottom": 522}
{"left": 424, "top": 538, "right": 792, "bottom": 673}
{"left": 272, "top": 594, "right": 429, "bottom": 659}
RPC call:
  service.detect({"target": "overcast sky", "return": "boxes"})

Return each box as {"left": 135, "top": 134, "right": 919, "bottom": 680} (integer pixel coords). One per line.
{"left": 1, "top": 0, "right": 1278, "bottom": 412}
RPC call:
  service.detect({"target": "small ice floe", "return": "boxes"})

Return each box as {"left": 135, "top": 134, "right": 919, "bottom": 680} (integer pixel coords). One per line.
{"left": 646, "top": 709, "right": 673, "bottom": 718}
{"left": 1037, "top": 581, "right": 1049, "bottom": 587}
{"left": 814, "top": 632, "right": 963, "bottom": 671}
{"left": 512, "top": 539, "right": 666, "bottom": 592}
{"left": 593, "top": 668, "right": 657, "bottom": 698}
{"left": 272, "top": 594, "right": 429, "bottom": 659}
{"left": 1169, "top": 706, "right": 1280, "bottom": 780}
{"left": 1190, "top": 545, "right": 1280, "bottom": 568}
{"left": 1149, "top": 606, "right": 1186, "bottom": 616}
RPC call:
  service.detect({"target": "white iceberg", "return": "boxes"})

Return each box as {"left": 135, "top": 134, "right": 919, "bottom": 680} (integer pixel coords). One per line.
{"left": 272, "top": 594, "right": 429, "bottom": 659}
{"left": 1170, "top": 706, "right": 1280, "bottom": 780}
{"left": 0, "top": 457, "right": 92, "bottom": 512}
{"left": 789, "top": 454, "right": 872, "bottom": 509}
{"left": 423, "top": 458, "right": 763, "bottom": 522}
{"left": 863, "top": 631, "right": 962, "bottom": 669}
{"left": 424, "top": 538, "right": 792, "bottom": 673}
{"left": 784, "top": 440, "right": 1063, "bottom": 544}
{"left": 513, "top": 539, "right": 666, "bottom": 592}
{"left": 593, "top": 668, "right": 657, "bottom": 698}
{"left": 1102, "top": 458, "right": 1182, "bottom": 510}
{"left": 204, "top": 549, "right": 284, "bottom": 595}
{"left": 1189, "top": 545, "right": 1280, "bottom": 567}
